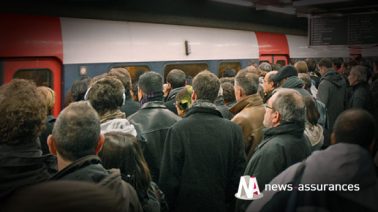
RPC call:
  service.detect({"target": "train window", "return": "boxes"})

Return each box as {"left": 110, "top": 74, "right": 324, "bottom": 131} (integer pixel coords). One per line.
{"left": 14, "top": 69, "right": 53, "bottom": 87}
{"left": 115, "top": 65, "right": 150, "bottom": 83}
{"left": 276, "top": 60, "right": 286, "bottom": 67}
{"left": 219, "top": 62, "right": 241, "bottom": 77}
{"left": 164, "top": 63, "right": 208, "bottom": 81}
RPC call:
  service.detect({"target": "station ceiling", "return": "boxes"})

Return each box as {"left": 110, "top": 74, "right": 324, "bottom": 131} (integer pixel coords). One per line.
{"left": 0, "top": 0, "right": 377, "bottom": 35}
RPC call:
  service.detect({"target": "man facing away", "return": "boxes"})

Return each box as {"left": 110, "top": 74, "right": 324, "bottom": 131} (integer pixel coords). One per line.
{"left": 48, "top": 101, "right": 142, "bottom": 212}
{"left": 159, "top": 70, "right": 246, "bottom": 212}
{"left": 248, "top": 109, "right": 378, "bottom": 212}
{"left": 230, "top": 70, "right": 265, "bottom": 161}
{"left": 317, "top": 58, "right": 347, "bottom": 130}
{"left": 236, "top": 88, "right": 312, "bottom": 212}
{"left": 128, "top": 72, "right": 181, "bottom": 182}
{"left": 164, "top": 69, "right": 186, "bottom": 115}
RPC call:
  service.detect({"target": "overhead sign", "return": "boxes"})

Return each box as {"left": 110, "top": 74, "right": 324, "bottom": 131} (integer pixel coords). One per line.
{"left": 309, "top": 13, "right": 378, "bottom": 46}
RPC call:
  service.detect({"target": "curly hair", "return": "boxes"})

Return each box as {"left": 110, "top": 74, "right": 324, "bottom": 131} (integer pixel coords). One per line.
{"left": 87, "top": 76, "right": 125, "bottom": 115}
{"left": 0, "top": 79, "right": 46, "bottom": 145}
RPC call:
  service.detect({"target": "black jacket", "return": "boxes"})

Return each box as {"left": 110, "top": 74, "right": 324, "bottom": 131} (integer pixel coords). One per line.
{"left": 51, "top": 155, "right": 142, "bottom": 212}
{"left": 159, "top": 105, "right": 246, "bottom": 212}
{"left": 121, "top": 97, "right": 141, "bottom": 118}
{"left": 236, "top": 121, "right": 312, "bottom": 212}
{"left": 0, "top": 141, "right": 54, "bottom": 201}
{"left": 317, "top": 70, "right": 347, "bottom": 129}
{"left": 128, "top": 101, "right": 181, "bottom": 182}
{"left": 164, "top": 87, "right": 184, "bottom": 115}
{"left": 248, "top": 143, "right": 378, "bottom": 212}
{"left": 348, "top": 81, "right": 373, "bottom": 113}
{"left": 39, "top": 115, "right": 56, "bottom": 155}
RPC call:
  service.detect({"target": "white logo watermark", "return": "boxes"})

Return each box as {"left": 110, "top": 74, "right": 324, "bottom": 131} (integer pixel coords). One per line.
{"left": 235, "top": 176, "right": 263, "bottom": 200}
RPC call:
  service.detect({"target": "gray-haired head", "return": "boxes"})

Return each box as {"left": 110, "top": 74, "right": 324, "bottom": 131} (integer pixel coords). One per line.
{"left": 258, "top": 62, "right": 272, "bottom": 73}
{"left": 235, "top": 70, "right": 259, "bottom": 97}
{"left": 192, "top": 70, "right": 220, "bottom": 103}
{"left": 351, "top": 65, "right": 368, "bottom": 82}
{"left": 272, "top": 88, "right": 305, "bottom": 123}
{"left": 52, "top": 101, "right": 101, "bottom": 161}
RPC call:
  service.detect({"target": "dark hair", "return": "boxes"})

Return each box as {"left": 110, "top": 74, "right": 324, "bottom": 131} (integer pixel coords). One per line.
{"left": 99, "top": 132, "right": 151, "bottom": 193}
{"left": 223, "top": 69, "right": 236, "bottom": 78}
{"left": 221, "top": 82, "right": 236, "bottom": 104}
{"left": 235, "top": 70, "right": 259, "bottom": 96}
{"left": 304, "top": 96, "right": 320, "bottom": 126}
{"left": 318, "top": 58, "right": 332, "bottom": 69}
{"left": 52, "top": 101, "right": 101, "bottom": 161}
{"left": 305, "top": 58, "right": 317, "bottom": 72}
{"left": 87, "top": 76, "right": 125, "bottom": 115}
{"left": 332, "top": 57, "right": 344, "bottom": 69}
{"left": 333, "top": 109, "right": 376, "bottom": 148}
{"left": 0, "top": 79, "right": 46, "bottom": 145}
{"left": 138, "top": 72, "right": 163, "bottom": 94}
{"left": 108, "top": 68, "right": 132, "bottom": 93}
{"left": 192, "top": 70, "right": 220, "bottom": 102}
{"left": 166, "top": 69, "right": 186, "bottom": 89}
{"left": 71, "top": 78, "right": 91, "bottom": 102}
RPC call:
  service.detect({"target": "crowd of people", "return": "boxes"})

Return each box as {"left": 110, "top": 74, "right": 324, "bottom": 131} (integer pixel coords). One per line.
{"left": 0, "top": 57, "right": 377, "bottom": 212}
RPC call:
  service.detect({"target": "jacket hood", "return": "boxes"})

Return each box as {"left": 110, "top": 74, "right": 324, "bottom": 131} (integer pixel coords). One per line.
{"left": 229, "top": 94, "right": 263, "bottom": 115}
{"left": 282, "top": 76, "right": 304, "bottom": 89}
{"left": 303, "top": 143, "right": 376, "bottom": 187}
{"left": 101, "top": 118, "right": 137, "bottom": 137}
{"left": 321, "top": 70, "right": 346, "bottom": 88}
{"left": 304, "top": 123, "right": 324, "bottom": 150}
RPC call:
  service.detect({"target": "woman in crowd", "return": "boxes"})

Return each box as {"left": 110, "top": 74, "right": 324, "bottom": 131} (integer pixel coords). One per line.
{"left": 99, "top": 131, "right": 168, "bottom": 212}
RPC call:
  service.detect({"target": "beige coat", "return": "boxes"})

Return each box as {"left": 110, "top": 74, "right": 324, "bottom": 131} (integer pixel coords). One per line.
{"left": 230, "top": 94, "right": 265, "bottom": 161}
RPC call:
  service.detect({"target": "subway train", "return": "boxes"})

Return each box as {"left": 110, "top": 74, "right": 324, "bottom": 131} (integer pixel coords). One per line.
{"left": 1, "top": 13, "right": 377, "bottom": 116}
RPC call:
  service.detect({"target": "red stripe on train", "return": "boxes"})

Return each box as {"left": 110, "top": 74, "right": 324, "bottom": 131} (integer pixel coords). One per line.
{"left": 0, "top": 13, "right": 63, "bottom": 61}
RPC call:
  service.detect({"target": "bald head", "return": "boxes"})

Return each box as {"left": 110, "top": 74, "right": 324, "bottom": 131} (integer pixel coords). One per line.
{"left": 52, "top": 101, "right": 101, "bottom": 161}
{"left": 333, "top": 109, "right": 376, "bottom": 149}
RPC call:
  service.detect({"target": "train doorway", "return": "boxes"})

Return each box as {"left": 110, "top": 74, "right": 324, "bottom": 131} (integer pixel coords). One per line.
{"left": 2, "top": 57, "right": 62, "bottom": 116}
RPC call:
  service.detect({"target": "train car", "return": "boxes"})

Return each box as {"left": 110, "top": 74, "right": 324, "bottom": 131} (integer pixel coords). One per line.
{"left": 1, "top": 13, "right": 377, "bottom": 116}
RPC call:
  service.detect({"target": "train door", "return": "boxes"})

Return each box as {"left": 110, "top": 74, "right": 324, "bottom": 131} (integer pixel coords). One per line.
{"left": 255, "top": 32, "right": 289, "bottom": 66}
{"left": 2, "top": 57, "right": 62, "bottom": 116}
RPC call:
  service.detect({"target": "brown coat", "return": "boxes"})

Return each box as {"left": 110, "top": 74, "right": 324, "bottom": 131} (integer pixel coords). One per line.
{"left": 230, "top": 94, "right": 265, "bottom": 161}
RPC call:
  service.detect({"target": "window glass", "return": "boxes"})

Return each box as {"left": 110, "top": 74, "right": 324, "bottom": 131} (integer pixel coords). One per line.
{"left": 164, "top": 63, "right": 208, "bottom": 83}
{"left": 14, "top": 69, "right": 53, "bottom": 87}
{"left": 219, "top": 62, "right": 241, "bottom": 77}
{"left": 276, "top": 60, "right": 286, "bottom": 67}
{"left": 116, "top": 65, "right": 150, "bottom": 84}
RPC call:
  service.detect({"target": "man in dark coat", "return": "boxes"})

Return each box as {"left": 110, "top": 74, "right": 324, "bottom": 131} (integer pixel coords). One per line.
{"left": 159, "top": 71, "right": 246, "bottom": 212}
{"left": 0, "top": 79, "right": 54, "bottom": 203}
{"left": 347, "top": 65, "right": 373, "bottom": 113}
{"left": 48, "top": 102, "right": 142, "bottom": 212}
{"left": 164, "top": 69, "right": 186, "bottom": 114}
{"left": 247, "top": 109, "right": 378, "bottom": 212}
{"left": 236, "top": 88, "right": 312, "bottom": 212}
{"left": 317, "top": 58, "right": 347, "bottom": 130}
{"left": 128, "top": 72, "right": 181, "bottom": 182}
